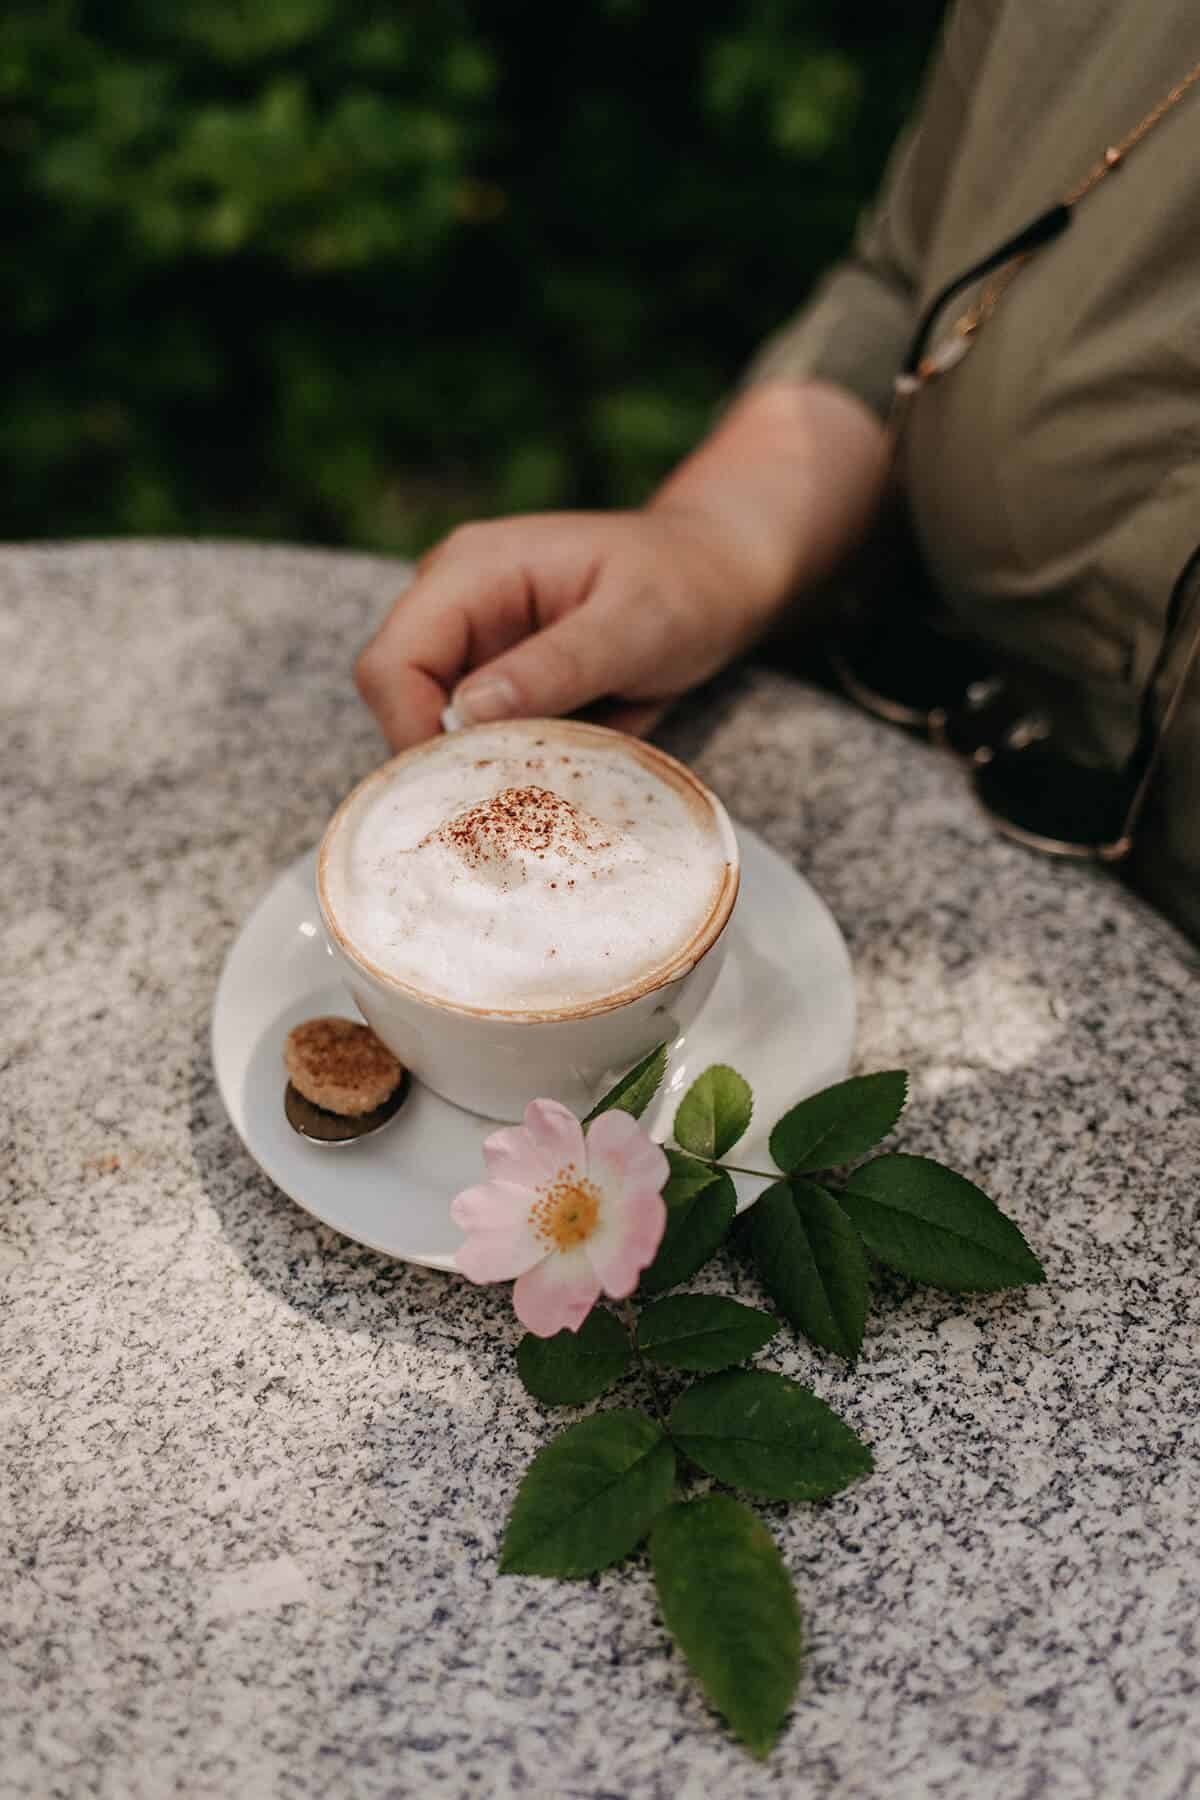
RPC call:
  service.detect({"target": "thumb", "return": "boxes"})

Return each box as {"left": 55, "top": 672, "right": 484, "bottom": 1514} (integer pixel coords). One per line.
{"left": 450, "top": 583, "right": 674, "bottom": 724}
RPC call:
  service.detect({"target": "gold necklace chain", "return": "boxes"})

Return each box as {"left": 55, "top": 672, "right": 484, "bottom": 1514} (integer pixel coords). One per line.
{"left": 915, "top": 56, "right": 1200, "bottom": 383}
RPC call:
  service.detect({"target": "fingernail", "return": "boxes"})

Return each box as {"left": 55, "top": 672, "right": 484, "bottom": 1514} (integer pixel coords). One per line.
{"left": 440, "top": 701, "right": 464, "bottom": 733}
{"left": 453, "top": 675, "right": 518, "bottom": 724}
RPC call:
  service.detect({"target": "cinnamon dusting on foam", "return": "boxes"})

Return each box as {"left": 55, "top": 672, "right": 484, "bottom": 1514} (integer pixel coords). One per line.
{"left": 429, "top": 785, "right": 611, "bottom": 876}
{"left": 320, "top": 721, "right": 733, "bottom": 1012}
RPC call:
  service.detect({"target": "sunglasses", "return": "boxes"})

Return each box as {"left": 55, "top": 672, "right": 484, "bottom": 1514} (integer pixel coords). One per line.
{"left": 831, "top": 556, "right": 1200, "bottom": 862}
{"left": 830, "top": 206, "right": 1200, "bottom": 863}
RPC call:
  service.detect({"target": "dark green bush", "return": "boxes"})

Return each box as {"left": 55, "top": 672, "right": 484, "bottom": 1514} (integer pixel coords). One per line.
{"left": 3, "top": 1, "right": 943, "bottom": 553}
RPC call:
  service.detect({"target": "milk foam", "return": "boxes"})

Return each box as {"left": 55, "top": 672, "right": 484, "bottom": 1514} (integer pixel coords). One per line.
{"left": 322, "top": 722, "right": 730, "bottom": 1011}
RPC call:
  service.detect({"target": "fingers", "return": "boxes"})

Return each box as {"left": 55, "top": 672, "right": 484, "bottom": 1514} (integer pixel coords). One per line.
{"left": 354, "top": 659, "right": 448, "bottom": 751}
{"left": 354, "top": 514, "right": 695, "bottom": 750}
{"left": 452, "top": 574, "right": 681, "bottom": 725}
{"left": 355, "top": 542, "right": 535, "bottom": 749}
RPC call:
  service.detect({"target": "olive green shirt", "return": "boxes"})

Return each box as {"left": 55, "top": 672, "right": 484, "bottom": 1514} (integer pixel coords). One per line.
{"left": 745, "top": 0, "right": 1199, "bottom": 941}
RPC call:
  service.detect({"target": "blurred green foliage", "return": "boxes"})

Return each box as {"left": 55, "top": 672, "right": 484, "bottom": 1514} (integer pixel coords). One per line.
{"left": 3, "top": 1, "right": 943, "bottom": 553}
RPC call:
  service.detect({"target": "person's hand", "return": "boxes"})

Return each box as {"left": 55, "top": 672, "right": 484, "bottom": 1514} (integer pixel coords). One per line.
{"left": 354, "top": 380, "right": 891, "bottom": 749}
{"left": 354, "top": 503, "right": 781, "bottom": 750}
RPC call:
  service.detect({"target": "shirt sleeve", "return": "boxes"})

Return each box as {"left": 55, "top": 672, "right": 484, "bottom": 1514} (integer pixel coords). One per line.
{"left": 738, "top": 0, "right": 1001, "bottom": 420}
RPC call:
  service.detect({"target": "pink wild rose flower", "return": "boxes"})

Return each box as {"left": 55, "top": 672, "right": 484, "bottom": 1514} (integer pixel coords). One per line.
{"left": 451, "top": 1100, "right": 669, "bottom": 1336}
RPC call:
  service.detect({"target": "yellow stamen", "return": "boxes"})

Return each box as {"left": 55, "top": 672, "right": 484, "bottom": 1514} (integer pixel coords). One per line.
{"left": 529, "top": 1161, "right": 601, "bottom": 1252}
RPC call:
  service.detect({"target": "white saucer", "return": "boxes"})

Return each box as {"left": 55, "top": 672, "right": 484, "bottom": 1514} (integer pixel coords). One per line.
{"left": 211, "top": 827, "right": 856, "bottom": 1271}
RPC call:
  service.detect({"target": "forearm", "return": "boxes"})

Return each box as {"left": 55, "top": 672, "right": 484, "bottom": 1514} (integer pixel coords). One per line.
{"left": 649, "top": 378, "right": 892, "bottom": 624}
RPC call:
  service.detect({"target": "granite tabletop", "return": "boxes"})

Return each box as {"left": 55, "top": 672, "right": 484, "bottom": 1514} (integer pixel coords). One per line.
{"left": 3, "top": 540, "right": 1199, "bottom": 1800}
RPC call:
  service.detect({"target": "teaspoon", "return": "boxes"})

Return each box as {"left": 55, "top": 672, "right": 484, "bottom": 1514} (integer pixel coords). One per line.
{"left": 284, "top": 1071, "right": 411, "bottom": 1145}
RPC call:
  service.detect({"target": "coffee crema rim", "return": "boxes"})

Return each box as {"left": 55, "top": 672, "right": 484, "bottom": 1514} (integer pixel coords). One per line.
{"left": 317, "top": 717, "right": 741, "bottom": 1024}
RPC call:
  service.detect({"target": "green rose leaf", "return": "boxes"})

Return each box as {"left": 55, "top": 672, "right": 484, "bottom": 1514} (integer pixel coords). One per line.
{"left": 769, "top": 1071, "right": 909, "bottom": 1174}
{"left": 639, "top": 1156, "right": 736, "bottom": 1296}
{"left": 745, "top": 1178, "right": 869, "bottom": 1358}
{"left": 674, "top": 1064, "right": 753, "bottom": 1159}
{"left": 583, "top": 1040, "right": 669, "bottom": 1123}
{"left": 637, "top": 1294, "right": 779, "bottom": 1373}
{"left": 650, "top": 1493, "right": 803, "bottom": 1759}
{"left": 670, "top": 1369, "right": 873, "bottom": 1502}
{"left": 516, "top": 1307, "right": 634, "bottom": 1406}
{"left": 840, "top": 1153, "right": 1046, "bottom": 1291}
{"left": 500, "top": 1409, "right": 676, "bottom": 1578}
{"left": 661, "top": 1147, "right": 719, "bottom": 1207}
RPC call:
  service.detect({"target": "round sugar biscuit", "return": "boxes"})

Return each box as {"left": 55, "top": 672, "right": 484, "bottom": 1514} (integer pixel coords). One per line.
{"left": 284, "top": 1017, "right": 404, "bottom": 1117}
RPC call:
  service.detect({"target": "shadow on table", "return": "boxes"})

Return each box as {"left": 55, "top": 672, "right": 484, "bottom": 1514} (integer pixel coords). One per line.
{"left": 187, "top": 990, "right": 1071, "bottom": 1357}
{"left": 186, "top": 1011, "right": 472, "bottom": 1339}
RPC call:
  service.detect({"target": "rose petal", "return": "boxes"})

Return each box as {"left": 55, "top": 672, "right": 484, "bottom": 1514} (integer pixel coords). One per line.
{"left": 480, "top": 1125, "right": 549, "bottom": 1191}
{"left": 586, "top": 1185, "right": 667, "bottom": 1299}
{"left": 512, "top": 1247, "right": 601, "bottom": 1337}
{"left": 582, "top": 1112, "right": 669, "bottom": 1299}
{"left": 450, "top": 1178, "right": 533, "bottom": 1235}
{"left": 452, "top": 1181, "right": 544, "bottom": 1282}
{"left": 523, "top": 1098, "right": 588, "bottom": 1172}
{"left": 482, "top": 1098, "right": 587, "bottom": 1189}
{"left": 585, "top": 1108, "right": 671, "bottom": 1195}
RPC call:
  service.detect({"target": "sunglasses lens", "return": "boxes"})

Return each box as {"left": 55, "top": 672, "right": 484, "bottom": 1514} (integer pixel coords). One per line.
{"left": 938, "top": 681, "right": 1015, "bottom": 758}
{"left": 972, "top": 749, "right": 1136, "bottom": 854}
{"left": 835, "top": 616, "right": 995, "bottom": 720}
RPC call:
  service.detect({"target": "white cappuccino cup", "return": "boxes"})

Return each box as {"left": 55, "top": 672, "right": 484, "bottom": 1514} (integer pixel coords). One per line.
{"left": 316, "top": 718, "right": 739, "bottom": 1120}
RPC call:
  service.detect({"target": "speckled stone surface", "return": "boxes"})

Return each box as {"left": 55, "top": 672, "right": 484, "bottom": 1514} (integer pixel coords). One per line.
{"left": 3, "top": 540, "right": 1199, "bottom": 1800}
